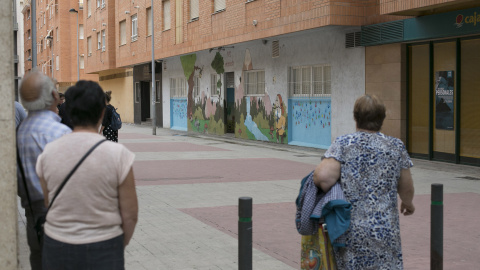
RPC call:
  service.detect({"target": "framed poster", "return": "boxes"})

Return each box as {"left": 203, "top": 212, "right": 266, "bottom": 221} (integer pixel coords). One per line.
{"left": 434, "top": 71, "right": 454, "bottom": 130}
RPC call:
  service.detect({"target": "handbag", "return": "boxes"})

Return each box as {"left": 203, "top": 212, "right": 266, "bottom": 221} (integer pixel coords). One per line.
{"left": 300, "top": 224, "right": 337, "bottom": 270}
{"left": 16, "top": 139, "right": 107, "bottom": 243}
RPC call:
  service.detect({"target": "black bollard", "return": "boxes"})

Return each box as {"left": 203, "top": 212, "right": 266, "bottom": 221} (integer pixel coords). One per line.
{"left": 431, "top": 184, "right": 443, "bottom": 270}
{"left": 239, "top": 197, "right": 252, "bottom": 270}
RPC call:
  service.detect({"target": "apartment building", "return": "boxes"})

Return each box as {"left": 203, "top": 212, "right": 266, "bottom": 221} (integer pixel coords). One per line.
{"left": 22, "top": 0, "right": 98, "bottom": 93}
{"left": 71, "top": 0, "right": 480, "bottom": 165}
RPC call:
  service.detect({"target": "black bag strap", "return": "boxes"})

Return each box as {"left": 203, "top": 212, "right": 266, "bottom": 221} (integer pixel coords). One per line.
{"left": 47, "top": 139, "right": 107, "bottom": 210}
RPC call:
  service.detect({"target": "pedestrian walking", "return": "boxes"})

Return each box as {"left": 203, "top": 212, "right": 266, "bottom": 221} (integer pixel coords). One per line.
{"left": 100, "top": 90, "right": 118, "bottom": 142}
{"left": 17, "top": 70, "right": 72, "bottom": 270}
{"left": 313, "top": 94, "right": 415, "bottom": 269}
{"left": 36, "top": 81, "right": 138, "bottom": 269}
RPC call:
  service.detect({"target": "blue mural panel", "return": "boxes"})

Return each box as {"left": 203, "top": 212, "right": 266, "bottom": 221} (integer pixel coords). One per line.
{"left": 170, "top": 98, "right": 188, "bottom": 131}
{"left": 289, "top": 98, "right": 332, "bottom": 149}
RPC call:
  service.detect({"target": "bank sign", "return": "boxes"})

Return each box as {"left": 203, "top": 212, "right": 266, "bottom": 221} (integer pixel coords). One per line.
{"left": 405, "top": 7, "right": 480, "bottom": 41}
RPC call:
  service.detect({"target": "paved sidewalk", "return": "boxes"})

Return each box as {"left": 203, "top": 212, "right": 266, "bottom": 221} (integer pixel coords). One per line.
{"left": 18, "top": 124, "right": 480, "bottom": 269}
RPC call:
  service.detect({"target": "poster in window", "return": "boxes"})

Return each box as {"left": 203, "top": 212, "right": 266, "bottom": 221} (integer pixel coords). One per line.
{"left": 434, "top": 71, "right": 454, "bottom": 130}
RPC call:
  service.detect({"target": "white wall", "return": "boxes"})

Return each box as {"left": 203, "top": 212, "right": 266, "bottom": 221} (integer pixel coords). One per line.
{"left": 161, "top": 26, "right": 365, "bottom": 141}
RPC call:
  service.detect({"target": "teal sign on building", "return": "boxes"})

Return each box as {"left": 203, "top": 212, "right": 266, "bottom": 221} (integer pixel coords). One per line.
{"left": 361, "top": 7, "right": 480, "bottom": 46}
{"left": 405, "top": 7, "right": 480, "bottom": 41}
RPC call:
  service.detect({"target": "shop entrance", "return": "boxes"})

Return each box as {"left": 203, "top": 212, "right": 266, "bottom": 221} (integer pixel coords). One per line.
{"left": 408, "top": 37, "right": 480, "bottom": 165}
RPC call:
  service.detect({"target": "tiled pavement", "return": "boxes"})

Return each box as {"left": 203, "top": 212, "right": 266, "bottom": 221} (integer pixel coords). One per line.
{"left": 18, "top": 124, "right": 480, "bottom": 269}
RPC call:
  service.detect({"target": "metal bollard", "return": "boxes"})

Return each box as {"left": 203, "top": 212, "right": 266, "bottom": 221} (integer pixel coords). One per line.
{"left": 239, "top": 197, "right": 252, "bottom": 270}
{"left": 431, "top": 184, "right": 443, "bottom": 270}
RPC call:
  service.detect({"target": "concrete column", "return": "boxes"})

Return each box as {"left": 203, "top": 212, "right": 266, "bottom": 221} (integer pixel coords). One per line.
{"left": 0, "top": 0, "right": 18, "bottom": 268}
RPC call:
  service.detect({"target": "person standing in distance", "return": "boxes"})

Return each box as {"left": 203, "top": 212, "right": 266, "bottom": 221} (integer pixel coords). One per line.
{"left": 17, "top": 70, "right": 72, "bottom": 270}
{"left": 100, "top": 90, "right": 118, "bottom": 142}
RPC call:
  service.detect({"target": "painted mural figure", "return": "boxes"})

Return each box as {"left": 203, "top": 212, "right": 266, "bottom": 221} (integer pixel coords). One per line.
{"left": 274, "top": 94, "right": 286, "bottom": 143}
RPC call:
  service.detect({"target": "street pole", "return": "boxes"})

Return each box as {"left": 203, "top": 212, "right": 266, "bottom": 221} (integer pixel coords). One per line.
{"left": 151, "top": 0, "right": 156, "bottom": 135}
{"left": 32, "top": 0, "right": 37, "bottom": 68}
{"left": 69, "top": 8, "right": 79, "bottom": 81}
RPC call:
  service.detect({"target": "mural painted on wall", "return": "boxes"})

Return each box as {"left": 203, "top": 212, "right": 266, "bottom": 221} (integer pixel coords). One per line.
{"left": 291, "top": 98, "right": 332, "bottom": 147}
{"left": 171, "top": 98, "right": 188, "bottom": 130}
{"left": 232, "top": 49, "right": 288, "bottom": 143}
{"left": 180, "top": 53, "right": 225, "bottom": 135}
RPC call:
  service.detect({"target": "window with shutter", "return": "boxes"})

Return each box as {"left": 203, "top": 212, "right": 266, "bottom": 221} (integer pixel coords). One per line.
{"left": 163, "top": 0, "right": 171, "bottom": 30}
{"left": 214, "top": 0, "right": 226, "bottom": 13}
{"left": 147, "top": 7, "right": 152, "bottom": 36}
{"left": 120, "top": 20, "right": 126, "bottom": 45}
{"left": 190, "top": 0, "right": 199, "bottom": 20}
{"left": 289, "top": 65, "right": 331, "bottom": 97}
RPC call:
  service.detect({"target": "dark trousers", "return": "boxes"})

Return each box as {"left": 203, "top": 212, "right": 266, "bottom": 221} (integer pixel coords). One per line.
{"left": 25, "top": 202, "right": 47, "bottom": 270}
{"left": 43, "top": 234, "right": 125, "bottom": 270}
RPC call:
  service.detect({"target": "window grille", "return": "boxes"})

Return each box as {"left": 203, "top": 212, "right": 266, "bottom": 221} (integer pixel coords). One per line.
{"left": 289, "top": 65, "right": 331, "bottom": 97}
{"left": 244, "top": 70, "right": 265, "bottom": 96}
{"left": 211, "top": 74, "right": 220, "bottom": 96}
{"left": 170, "top": 77, "right": 187, "bottom": 98}
{"left": 193, "top": 76, "right": 200, "bottom": 97}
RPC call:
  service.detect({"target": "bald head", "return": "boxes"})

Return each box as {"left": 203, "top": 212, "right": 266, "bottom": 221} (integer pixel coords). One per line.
{"left": 20, "top": 70, "right": 57, "bottom": 111}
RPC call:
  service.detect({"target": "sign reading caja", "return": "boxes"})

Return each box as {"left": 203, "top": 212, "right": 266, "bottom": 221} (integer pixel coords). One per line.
{"left": 455, "top": 12, "right": 480, "bottom": 28}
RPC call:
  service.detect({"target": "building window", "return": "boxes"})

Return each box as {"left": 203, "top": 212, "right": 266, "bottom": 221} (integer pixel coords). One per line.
{"left": 96, "top": 0, "right": 100, "bottom": 8}
{"left": 244, "top": 70, "right": 265, "bottom": 96}
{"left": 87, "top": 36, "right": 92, "bottom": 56}
{"left": 119, "top": 20, "right": 126, "bottom": 45}
{"left": 163, "top": 0, "right": 171, "bottom": 30}
{"left": 87, "top": 0, "right": 91, "bottom": 17}
{"left": 27, "top": 29, "right": 31, "bottom": 39}
{"left": 56, "top": 55, "right": 59, "bottom": 70}
{"left": 131, "top": 14, "right": 138, "bottom": 41}
{"left": 79, "top": 24, "right": 84, "bottom": 39}
{"left": 97, "top": 32, "right": 101, "bottom": 49}
{"left": 214, "top": 0, "right": 226, "bottom": 13}
{"left": 80, "top": 55, "right": 84, "bottom": 69}
{"left": 210, "top": 74, "right": 220, "bottom": 96}
{"left": 175, "top": 0, "right": 183, "bottom": 44}
{"left": 190, "top": 0, "right": 199, "bottom": 20}
{"left": 146, "top": 7, "right": 152, "bottom": 36}
{"left": 170, "top": 77, "right": 187, "bottom": 98}
{"left": 79, "top": 0, "right": 84, "bottom": 10}
{"left": 193, "top": 76, "right": 200, "bottom": 97}
{"left": 155, "top": 80, "right": 161, "bottom": 102}
{"left": 135, "top": 82, "right": 140, "bottom": 103}
{"left": 101, "top": 30, "right": 106, "bottom": 51}
{"left": 101, "top": 0, "right": 105, "bottom": 8}
{"left": 289, "top": 65, "right": 331, "bottom": 97}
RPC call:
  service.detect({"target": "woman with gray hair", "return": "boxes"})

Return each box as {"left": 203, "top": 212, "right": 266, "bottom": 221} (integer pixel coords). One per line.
{"left": 313, "top": 94, "right": 415, "bottom": 269}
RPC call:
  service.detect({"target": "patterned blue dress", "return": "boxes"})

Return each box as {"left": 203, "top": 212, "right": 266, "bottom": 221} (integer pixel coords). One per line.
{"left": 324, "top": 131, "right": 413, "bottom": 269}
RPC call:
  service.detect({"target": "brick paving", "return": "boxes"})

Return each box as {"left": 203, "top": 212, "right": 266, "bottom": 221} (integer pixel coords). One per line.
{"left": 17, "top": 124, "right": 480, "bottom": 269}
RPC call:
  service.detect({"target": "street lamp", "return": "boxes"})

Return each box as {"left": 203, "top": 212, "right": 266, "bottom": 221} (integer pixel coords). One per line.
{"left": 46, "top": 35, "right": 54, "bottom": 80}
{"left": 69, "top": 8, "right": 80, "bottom": 81}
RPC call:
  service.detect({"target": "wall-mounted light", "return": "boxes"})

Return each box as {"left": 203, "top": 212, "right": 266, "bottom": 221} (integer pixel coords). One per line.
{"left": 125, "top": 11, "right": 130, "bottom": 14}
{"left": 252, "top": 20, "right": 258, "bottom": 26}
{"left": 102, "top": 23, "right": 107, "bottom": 27}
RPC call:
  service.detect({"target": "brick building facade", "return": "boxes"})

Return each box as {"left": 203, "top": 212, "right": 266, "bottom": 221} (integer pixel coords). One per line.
{"left": 22, "top": 0, "right": 480, "bottom": 164}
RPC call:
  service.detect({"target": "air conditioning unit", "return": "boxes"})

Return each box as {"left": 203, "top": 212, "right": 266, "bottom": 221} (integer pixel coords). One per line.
{"left": 88, "top": 53, "right": 92, "bottom": 56}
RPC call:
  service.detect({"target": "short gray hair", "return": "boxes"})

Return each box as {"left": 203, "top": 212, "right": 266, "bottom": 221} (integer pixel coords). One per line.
{"left": 20, "top": 70, "right": 56, "bottom": 111}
